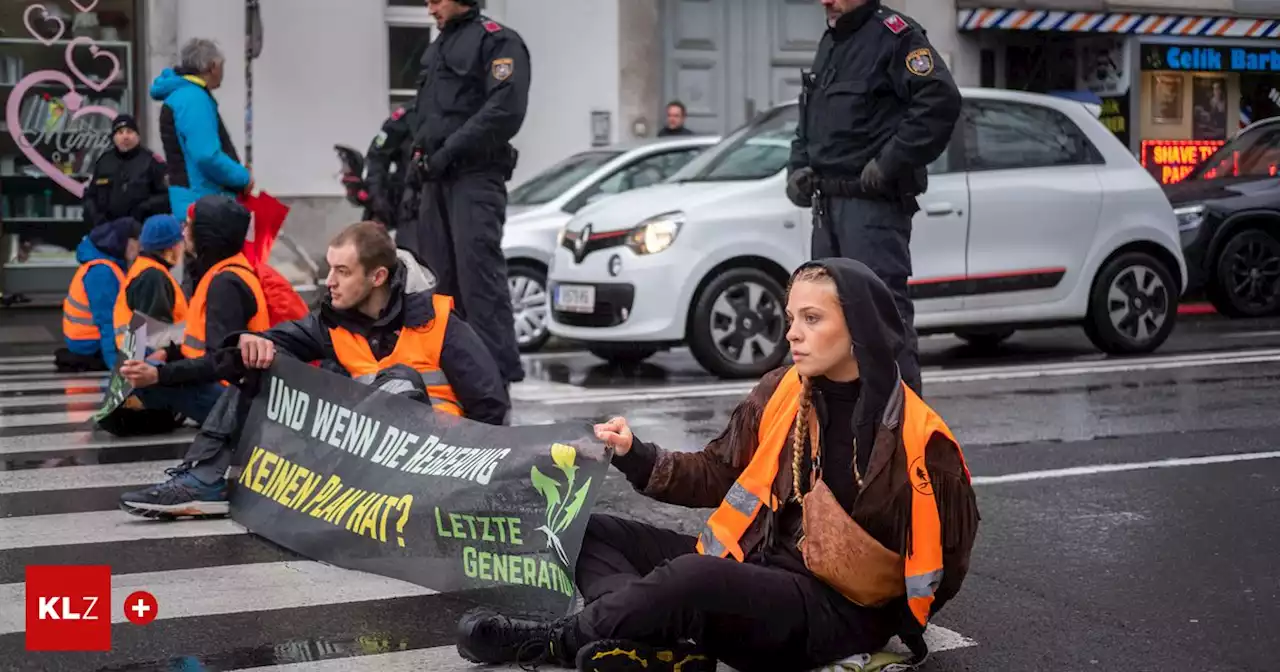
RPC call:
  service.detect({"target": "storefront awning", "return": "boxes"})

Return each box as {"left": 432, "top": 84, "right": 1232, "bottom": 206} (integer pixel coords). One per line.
{"left": 958, "top": 8, "right": 1280, "bottom": 38}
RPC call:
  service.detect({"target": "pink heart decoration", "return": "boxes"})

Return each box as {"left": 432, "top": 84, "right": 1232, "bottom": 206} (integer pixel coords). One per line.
{"left": 5, "top": 70, "right": 119, "bottom": 199}
{"left": 65, "top": 37, "right": 121, "bottom": 92}
{"left": 70, "top": 0, "right": 101, "bottom": 11}
{"left": 23, "top": 4, "right": 65, "bottom": 46}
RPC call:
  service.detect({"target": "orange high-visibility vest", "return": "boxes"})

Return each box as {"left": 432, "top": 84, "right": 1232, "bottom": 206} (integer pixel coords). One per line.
{"left": 180, "top": 253, "right": 270, "bottom": 360}
{"left": 113, "top": 256, "right": 189, "bottom": 349}
{"left": 328, "top": 293, "right": 463, "bottom": 417}
{"left": 63, "top": 259, "right": 124, "bottom": 342}
{"left": 695, "top": 367, "right": 964, "bottom": 628}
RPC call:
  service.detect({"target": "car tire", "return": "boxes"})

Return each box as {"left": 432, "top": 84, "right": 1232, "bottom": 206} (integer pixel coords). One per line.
{"left": 1083, "top": 251, "right": 1177, "bottom": 355}
{"left": 587, "top": 344, "right": 660, "bottom": 366}
{"left": 1206, "top": 228, "right": 1280, "bottom": 318}
{"left": 955, "top": 329, "right": 1015, "bottom": 349}
{"left": 508, "top": 261, "right": 551, "bottom": 353}
{"left": 688, "top": 267, "right": 789, "bottom": 379}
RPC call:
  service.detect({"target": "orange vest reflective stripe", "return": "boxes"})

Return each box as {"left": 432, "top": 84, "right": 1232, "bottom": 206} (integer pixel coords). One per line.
{"left": 63, "top": 259, "right": 124, "bottom": 341}
{"left": 181, "top": 253, "right": 270, "bottom": 360}
{"left": 328, "top": 293, "right": 463, "bottom": 417}
{"left": 113, "top": 256, "right": 189, "bottom": 349}
{"left": 695, "top": 367, "right": 965, "bottom": 628}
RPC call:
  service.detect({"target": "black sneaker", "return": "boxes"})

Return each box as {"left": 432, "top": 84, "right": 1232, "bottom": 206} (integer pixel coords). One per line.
{"left": 455, "top": 607, "right": 577, "bottom": 669}
{"left": 119, "top": 468, "right": 229, "bottom": 519}
{"left": 576, "top": 639, "right": 717, "bottom": 672}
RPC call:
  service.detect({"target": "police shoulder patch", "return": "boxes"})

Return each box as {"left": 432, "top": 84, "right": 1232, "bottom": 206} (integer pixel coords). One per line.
{"left": 906, "top": 48, "right": 934, "bottom": 76}
{"left": 491, "top": 57, "right": 514, "bottom": 81}
{"left": 482, "top": 19, "right": 502, "bottom": 33}
{"left": 390, "top": 107, "right": 406, "bottom": 121}
{"left": 883, "top": 13, "right": 909, "bottom": 34}
{"left": 374, "top": 131, "right": 388, "bottom": 148}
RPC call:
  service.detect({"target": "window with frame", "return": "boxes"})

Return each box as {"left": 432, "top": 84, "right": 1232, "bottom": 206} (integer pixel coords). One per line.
{"left": 961, "top": 100, "right": 1102, "bottom": 172}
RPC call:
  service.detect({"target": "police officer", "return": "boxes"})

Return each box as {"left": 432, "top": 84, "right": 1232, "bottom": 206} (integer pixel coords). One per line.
{"left": 363, "top": 103, "right": 419, "bottom": 233}
{"left": 409, "top": 0, "right": 530, "bottom": 385}
{"left": 83, "top": 114, "right": 170, "bottom": 229}
{"left": 787, "top": 0, "right": 961, "bottom": 395}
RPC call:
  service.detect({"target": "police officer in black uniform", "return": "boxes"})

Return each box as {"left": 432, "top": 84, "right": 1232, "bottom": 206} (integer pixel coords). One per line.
{"left": 363, "top": 103, "right": 418, "bottom": 232}
{"left": 409, "top": 0, "right": 530, "bottom": 385}
{"left": 83, "top": 114, "right": 170, "bottom": 229}
{"left": 787, "top": 0, "right": 961, "bottom": 395}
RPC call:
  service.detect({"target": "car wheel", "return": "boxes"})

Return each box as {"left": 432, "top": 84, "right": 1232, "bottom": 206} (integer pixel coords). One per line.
{"left": 508, "top": 262, "right": 551, "bottom": 353}
{"left": 955, "top": 329, "right": 1015, "bottom": 349}
{"left": 688, "top": 267, "right": 789, "bottom": 379}
{"left": 587, "top": 344, "right": 660, "bottom": 365}
{"left": 1207, "top": 228, "right": 1280, "bottom": 318}
{"left": 1083, "top": 251, "right": 1177, "bottom": 355}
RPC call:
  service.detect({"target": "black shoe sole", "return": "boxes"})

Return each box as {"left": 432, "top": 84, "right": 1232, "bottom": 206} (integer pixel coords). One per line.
{"left": 118, "top": 500, "right": 229, "bottom": 520}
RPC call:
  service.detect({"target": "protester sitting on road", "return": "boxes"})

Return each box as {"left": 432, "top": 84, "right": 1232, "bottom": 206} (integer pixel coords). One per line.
{"left": 118, "top": 220, "right": 510, "bottom": 519}
{"left": 454, "top": 258, "right": 980, "bottom": 672}
{"left": 56, "top": 217, "right": 141, "bottom": 372}
{"left": 115, "top": 195, "right": 269, "bottom": 426}
{"left": 112, "top": 214, "right": 188, "bottom": 340}
{"left": 83, "top": 114, "right": 170, "bottom": 229}
{"left": 150, "top": 38, "right": 253, "bottom": 216}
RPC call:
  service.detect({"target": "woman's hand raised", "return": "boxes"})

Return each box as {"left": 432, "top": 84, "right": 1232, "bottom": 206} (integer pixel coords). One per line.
{"left": 594, "top": 416, "right": 634, "bottom": 456}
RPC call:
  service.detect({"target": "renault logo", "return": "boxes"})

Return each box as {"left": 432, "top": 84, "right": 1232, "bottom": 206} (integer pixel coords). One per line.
{"left": 573, "top": 224, "right": 592, "bottom": 262}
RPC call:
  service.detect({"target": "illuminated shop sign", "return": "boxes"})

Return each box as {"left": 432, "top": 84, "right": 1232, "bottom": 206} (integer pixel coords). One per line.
{"left": 1141, "top": 45, "right": 1280, "bottom": 73}
{"left": 1140, "top": 140, "right": 1225, "bottom": 184}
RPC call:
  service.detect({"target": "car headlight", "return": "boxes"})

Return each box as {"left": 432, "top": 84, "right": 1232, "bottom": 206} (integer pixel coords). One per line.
{"left": 627, "top": 212, "right": 684, "bottom": 255}
{"left": 1174, "top": 204, "right": 1205, "bottom": 232}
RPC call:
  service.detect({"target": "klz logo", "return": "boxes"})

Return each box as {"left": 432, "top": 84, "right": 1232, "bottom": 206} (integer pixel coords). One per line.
{"left": 25, "top": 565, "right": 111, "bottom": 651}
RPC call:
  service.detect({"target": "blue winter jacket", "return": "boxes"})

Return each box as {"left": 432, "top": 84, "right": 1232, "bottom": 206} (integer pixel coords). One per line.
{"left": 65, "top": 237, "right": 126, "bottom": 368}
{"left": 149, "top": 69, "right": 250, "bottom": 217}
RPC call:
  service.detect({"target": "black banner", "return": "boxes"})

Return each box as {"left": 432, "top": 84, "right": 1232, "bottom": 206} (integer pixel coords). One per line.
{"left": 229, "top": 357, "right": 611, "bottom": 617}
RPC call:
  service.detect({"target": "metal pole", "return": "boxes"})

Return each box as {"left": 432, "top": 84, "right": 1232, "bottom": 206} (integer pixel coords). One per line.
{"left": 245, "top": 0, "right": 257, "bottom": 168}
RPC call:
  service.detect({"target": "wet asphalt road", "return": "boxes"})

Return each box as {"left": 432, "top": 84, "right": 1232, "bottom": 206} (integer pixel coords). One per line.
{"left": 3, "top": 309, "right": 1280, "bottom": 670}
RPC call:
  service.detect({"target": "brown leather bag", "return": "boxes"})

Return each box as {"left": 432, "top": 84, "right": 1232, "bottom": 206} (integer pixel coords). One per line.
{"left": 796, "top": 410, "right": 905, "bottom": 607}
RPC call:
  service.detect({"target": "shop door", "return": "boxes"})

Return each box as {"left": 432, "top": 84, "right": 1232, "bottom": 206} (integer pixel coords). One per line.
{"left": 663, "top": 0, "right": 822, "bottom": 135}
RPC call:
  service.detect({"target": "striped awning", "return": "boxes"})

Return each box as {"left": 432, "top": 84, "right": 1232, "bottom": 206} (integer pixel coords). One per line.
{"left": 958, "top": 8, "right": 1280, "bottom": 38}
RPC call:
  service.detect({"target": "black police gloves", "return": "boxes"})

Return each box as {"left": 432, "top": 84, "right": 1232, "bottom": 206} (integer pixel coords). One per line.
{"left": 860, "top": 159, "right": 885, "bottom": 193}
{"left": 786, "top": 167, "right": 815, "bottom": 208}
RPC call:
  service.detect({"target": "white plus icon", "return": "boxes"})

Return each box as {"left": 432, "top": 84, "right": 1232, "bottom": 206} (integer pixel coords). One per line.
{"left": 131, "top": 598, "right": 151, "bottom": 618}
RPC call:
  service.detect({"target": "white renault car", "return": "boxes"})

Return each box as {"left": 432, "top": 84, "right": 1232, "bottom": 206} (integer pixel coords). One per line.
{"left": 501, "top": 136, "right": 718, "bottom": 351}
{"left": 546, "top": 88, "right": 1188, "bottom": 378}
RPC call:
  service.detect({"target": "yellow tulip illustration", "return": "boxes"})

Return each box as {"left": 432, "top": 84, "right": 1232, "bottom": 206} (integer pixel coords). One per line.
{"left": 531, "top": 442, "right": 593, "bottom": 566}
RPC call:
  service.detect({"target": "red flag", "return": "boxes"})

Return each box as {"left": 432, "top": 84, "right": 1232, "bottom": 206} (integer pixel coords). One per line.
{"left": 237, "top": 191, "right": 291, "bottom": 266}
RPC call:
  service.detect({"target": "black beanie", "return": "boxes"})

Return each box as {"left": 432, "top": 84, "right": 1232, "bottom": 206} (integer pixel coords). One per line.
{"left": 112, "top": 114, "right": 139, "bottom": 135}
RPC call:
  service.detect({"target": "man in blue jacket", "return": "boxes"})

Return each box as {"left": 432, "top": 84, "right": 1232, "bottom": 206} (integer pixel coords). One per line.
{"left": 56, "top": 217, "right": 140, "bottom": 372}
{"left": 150, "top": 38, "right": 253, "bottom": 216}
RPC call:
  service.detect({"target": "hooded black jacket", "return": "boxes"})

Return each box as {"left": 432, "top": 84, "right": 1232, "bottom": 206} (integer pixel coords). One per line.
{"left": 158, "top": 196, "right": 258, "bottom": 386}
{"left": 234, "top": 259, "right": 510, "bottom": 425}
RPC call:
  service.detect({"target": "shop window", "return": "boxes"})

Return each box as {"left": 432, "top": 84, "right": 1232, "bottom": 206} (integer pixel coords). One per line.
{"left": 1, "top": 0, "right": 138, "bottom": 297}
{"left": 960, "top": 100, "right": 1101, "bottom": 172}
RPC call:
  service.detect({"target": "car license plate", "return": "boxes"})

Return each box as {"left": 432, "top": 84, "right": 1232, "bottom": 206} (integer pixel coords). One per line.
{"left": 554, "top": 284, "right": 596, "bottom": 313}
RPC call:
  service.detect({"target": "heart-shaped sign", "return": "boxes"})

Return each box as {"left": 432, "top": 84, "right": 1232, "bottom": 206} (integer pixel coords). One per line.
{"left": 5, "top": 70, "right": 119, "bottom": 198}
{"left": 23, "top": 4, "right": 65, "bottom": 46}
{"left": 65, "top": 37, "right": 122, "bottom": 92}
{"left": 71, "top": 0, "right": 101, "bottom": 11}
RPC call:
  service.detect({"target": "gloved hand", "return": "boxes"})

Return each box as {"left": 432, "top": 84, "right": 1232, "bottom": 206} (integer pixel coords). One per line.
{"left": 786, "top": 167, "right": 815, "bottom": 208}
{"left": 860, "top": 158, "right": 885, "bottom": 193}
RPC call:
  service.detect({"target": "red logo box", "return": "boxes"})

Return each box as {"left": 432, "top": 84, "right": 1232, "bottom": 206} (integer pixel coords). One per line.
{"left": 25, "top": 565, "right": 111, "bottom": 652}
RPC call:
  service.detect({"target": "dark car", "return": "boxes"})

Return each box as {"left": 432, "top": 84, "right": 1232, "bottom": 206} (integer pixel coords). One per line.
{"left": 1165, "top": 119, "right": 1280, "bottom": 317}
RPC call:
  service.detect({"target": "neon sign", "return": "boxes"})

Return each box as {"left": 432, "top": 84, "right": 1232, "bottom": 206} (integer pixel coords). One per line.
{"left": 1140, "top": 140, "right": 1225, "bottom": 184}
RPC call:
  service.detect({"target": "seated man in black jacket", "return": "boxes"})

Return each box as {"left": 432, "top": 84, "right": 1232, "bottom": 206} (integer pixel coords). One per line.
{"left": 119, "top": 220, "right": 510, "bottom": 519}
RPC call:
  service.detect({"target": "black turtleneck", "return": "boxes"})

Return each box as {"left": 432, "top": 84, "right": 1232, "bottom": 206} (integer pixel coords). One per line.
{"left": 829, "top": 0, "right": 880, "bottom": 39}
{"left": 811, "top": 376, "right": 864, "bottom": 512}
{"left": 125, "top": 252, "right": 177, "bottom": 324}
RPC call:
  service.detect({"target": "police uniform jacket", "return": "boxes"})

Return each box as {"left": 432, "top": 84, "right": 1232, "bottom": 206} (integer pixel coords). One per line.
{"left": 789, "top": 2, "right": 961, "bottom": 198}
{"left": 364, "top": 105, "right": 417, "bottom": 228}
{"left": 83, "top": 147, "right": 170, "bottom": 228}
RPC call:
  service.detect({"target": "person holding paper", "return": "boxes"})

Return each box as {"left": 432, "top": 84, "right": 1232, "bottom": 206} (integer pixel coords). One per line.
{"left": 112, "top": 214, "right": 188, "bottom": 345}
{"left": 119, "top": 221, "right": 509, "bottom": 520}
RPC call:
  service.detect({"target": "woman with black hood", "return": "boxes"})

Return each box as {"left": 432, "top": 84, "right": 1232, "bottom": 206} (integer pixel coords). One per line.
{"left": 454, "top": 258, "right": 980, "bottom": 672}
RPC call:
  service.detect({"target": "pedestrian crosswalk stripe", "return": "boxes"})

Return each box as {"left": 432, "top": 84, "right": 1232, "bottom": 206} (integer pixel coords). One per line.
{"left": 0, "top": 359, "right": 979, "bottom": 671}
{"left": 0, "top": 354, "right": 55, "bottom": 364}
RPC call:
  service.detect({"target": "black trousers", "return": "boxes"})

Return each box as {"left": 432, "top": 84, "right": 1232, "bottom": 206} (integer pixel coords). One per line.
{"left": 811, "top": 196, "right": 921, "bottom": 394}
{"left": 573, "top": 514, "right": 895, "bottom": 672}
{"left": 412, "top": 171, "right": 524, "bottom": 384}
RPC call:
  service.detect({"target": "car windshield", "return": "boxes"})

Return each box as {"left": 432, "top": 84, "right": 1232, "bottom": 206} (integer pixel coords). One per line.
{"left": 669, "top": 104, "right": 799, "bottom": 182}
{"left": 1186, "top": 123, "right": 1280, "bottom": 181}
{"left": 509, "top": 150, "right": 622, "bottom": 205}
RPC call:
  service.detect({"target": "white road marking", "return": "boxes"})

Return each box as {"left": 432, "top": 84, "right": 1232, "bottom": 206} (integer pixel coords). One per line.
{"left": 528, "top": 348, "right": 1280, "bottom": 405}
{"left": 1222, "top": 329, "right": 1280, "bottom": 339}
{"left": 0, "top": 509, "right": 244, "bottom": 550}
{"left": 0, "top": 355, "right": 55, "bottom": 364}
{"left": 0, "top": 378, "right": 107, "bottom": 393}
{"left": 0, "top": 428, "right": 196, "bottom": 455}
{"left": 0, "top": 408, "right": 95, "bottom": 428}
{"left": 0, "top": 460, "right": 172, "bottom": 493}
{"left": 971, "top": 450, "right": 1280, "bottom": 485}
{"left": 0, "top": 392, "right": 103, "bottom": 409}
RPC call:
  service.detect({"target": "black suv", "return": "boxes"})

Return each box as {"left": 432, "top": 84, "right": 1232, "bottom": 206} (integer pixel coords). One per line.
{"left": 1165, "top": 120, "right": 1280, "bottom": 317}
